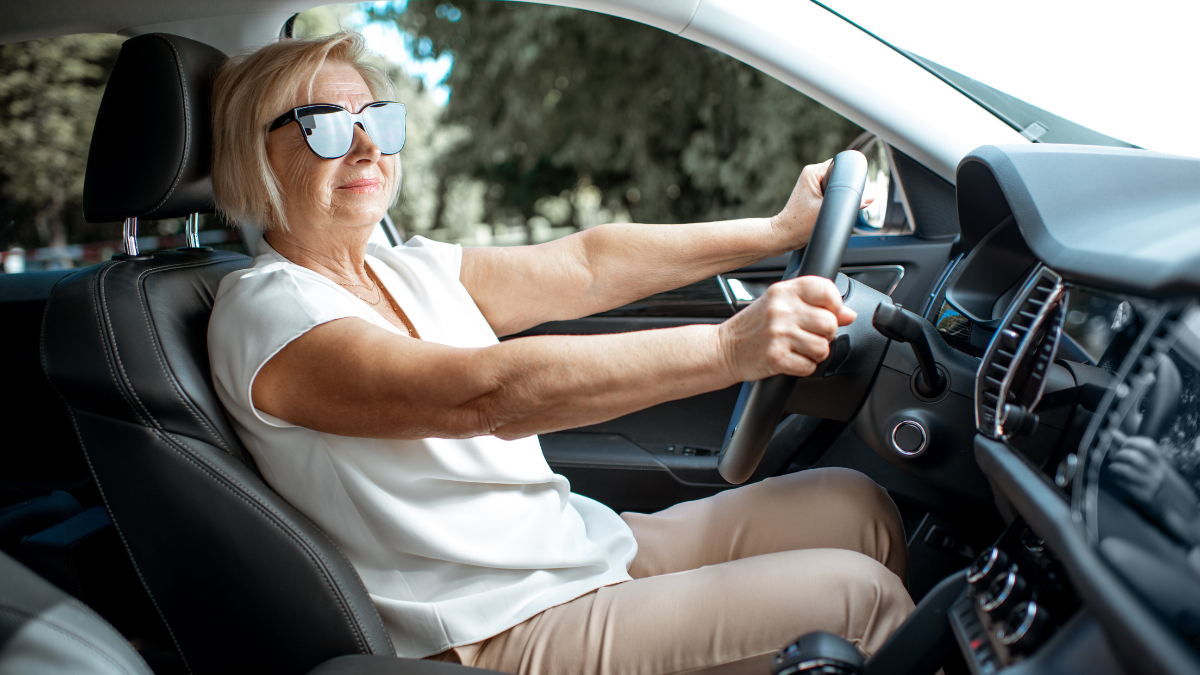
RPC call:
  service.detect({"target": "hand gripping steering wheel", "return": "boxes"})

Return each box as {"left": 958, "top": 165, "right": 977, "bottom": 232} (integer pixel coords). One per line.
{"left": 717, "top": 150, "right": 868, "bottom": 484}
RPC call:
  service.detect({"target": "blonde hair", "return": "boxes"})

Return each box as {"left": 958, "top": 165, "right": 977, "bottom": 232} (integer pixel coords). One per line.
{"left": 211, "top": 32, "right": 397, "bottom": 231}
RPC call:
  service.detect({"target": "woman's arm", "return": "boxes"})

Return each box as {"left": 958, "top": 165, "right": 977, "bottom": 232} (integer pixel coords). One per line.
{"left": 252, "top": 275, "right": 853, "bottom": 440}
{"left": 461, "top": 160, "right": 837, "bottom": 337}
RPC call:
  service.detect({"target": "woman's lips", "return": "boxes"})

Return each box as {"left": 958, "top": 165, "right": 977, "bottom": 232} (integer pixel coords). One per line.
{"left": 337, "top": 178, "right": 381, "bottom": 194}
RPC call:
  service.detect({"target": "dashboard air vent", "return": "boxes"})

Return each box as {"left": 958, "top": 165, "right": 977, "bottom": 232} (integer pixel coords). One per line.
{"left": 976, "top": 267, "right": 1067, "bottom": 438}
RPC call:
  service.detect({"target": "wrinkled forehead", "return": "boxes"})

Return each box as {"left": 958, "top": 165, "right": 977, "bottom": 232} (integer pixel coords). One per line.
{"left": 293, "top": 60, "right": 375, "bottom": 111}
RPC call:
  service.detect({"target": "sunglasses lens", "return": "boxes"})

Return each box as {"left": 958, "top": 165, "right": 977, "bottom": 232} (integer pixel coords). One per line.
{"left": 296, "top": 106, "right": 353, "bottom": 159}
{"left": 362, "top": 102, "right": 407, "bottom": 155}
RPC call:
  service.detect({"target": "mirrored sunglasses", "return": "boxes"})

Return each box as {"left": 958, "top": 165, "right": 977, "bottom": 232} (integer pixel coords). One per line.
{"left": 268, "top": 101, "right": 407, "bottom": 160}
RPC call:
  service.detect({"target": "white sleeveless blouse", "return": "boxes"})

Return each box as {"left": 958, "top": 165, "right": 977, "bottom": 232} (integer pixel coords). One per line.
{"left": 207, "top": 236, "right": 636, "bottom": 657}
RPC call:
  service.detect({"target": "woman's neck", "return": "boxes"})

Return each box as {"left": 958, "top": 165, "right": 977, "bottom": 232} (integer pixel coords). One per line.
{"left": 264, "top": 222, "right": 375, "bottom": 285}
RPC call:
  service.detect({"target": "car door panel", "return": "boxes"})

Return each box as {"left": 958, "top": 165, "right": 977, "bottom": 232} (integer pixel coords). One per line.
{"left": 523, "top": 236, "right": 955, "bottom": 514}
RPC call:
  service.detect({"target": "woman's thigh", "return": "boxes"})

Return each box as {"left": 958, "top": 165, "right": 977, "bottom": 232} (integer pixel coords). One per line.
{"left": 621, "top": 467, "right": 907, "bottom": 581}
{"left": 459, "top": 547, "right": 914, "bottom": 675}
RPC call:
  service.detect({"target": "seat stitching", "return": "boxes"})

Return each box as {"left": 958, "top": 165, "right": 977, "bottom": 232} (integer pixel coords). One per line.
{"left": 0, "top": 605, "right": 145, "bottom": 675}
{"left": 54, "top": 255, "right": 385, "bottom": 656}
{"left": 95, "top": 262, "right": 154, "bottom": 428}
{"left": 129, "top": 257, "right": 241, "bottom": 452}
{"left": 139, "top": 35, "right": 191, "bottom": 217}
{"left": 41, "top": 266, "right": 191, "bottom": 672}
{"left": 57, "top": 407, "right": 193, "bottom": 674}
{"left": 148, "top": 426, "right": 374, "bottom": 654}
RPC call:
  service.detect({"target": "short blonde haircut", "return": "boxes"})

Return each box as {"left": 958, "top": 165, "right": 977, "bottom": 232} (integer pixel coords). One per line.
{"left": 211, "top": 32, "right": 397, "bottom": 231}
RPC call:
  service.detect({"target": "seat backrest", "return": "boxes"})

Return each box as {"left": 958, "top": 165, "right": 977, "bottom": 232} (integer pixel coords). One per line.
{"left": 40, "top": 33, "right": 394, "bottom": 674}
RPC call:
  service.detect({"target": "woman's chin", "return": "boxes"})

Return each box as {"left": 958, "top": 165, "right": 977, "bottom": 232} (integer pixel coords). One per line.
{"left": 330, "top": 197, "right": 390, "bottom": 227}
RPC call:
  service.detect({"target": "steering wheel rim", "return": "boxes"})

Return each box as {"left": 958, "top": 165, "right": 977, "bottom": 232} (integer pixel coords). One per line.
{"left": 717, "top": 150, "right": 868, "bottom": 484}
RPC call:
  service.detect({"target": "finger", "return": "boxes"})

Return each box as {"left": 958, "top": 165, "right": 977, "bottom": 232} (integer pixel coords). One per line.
{"left": 1106, "top": 463, "right": 1150, "bottom": 487}
{"left": 794, "top": 307, "right": 840, "bottom": 342}
{"left": 793, "top": 276, "right": 844, "bottom": 313}
{"left": 804, "top": 159, "right": 833, "bottom": 196}
{"left": 860, "top": 184, "right": 876, "bottom": 210}
{"left": 837, "top": 305, "right": 858, "bottom": 326}
{"left": 1123, "top": 435, "right": 1161, "bottom": 454}
{"left": 1113, "top": 448, "right": 1152, "bottom": 469}
{"left": 787, "top": 326, "right": 833, "bottom": 363}
{"left": 776, "top": 351, "right": 819, "bottom": 378}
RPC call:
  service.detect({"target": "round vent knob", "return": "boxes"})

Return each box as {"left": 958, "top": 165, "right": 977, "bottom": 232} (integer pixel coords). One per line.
{"left": 979, "top": 566, "right": 1029, "bottom": 617}
{"left": 998, "top": 600, "right": 1052, "bottom": 655}
{"left": 966, "top": 547, "right": 1009, "bottom": 593}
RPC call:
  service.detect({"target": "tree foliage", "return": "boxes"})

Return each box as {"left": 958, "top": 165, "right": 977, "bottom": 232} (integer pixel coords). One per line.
{"left": 370, "top": 0, "right": 862, "bottom": 240}
{"left": 0, "top": 34, "right": 124, "bottom": 252}
{"left": 0, "top": 4, "right": 863, "bottom": 255}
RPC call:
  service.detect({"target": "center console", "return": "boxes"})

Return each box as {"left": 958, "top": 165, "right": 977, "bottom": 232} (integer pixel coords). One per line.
{"left": 949, "top": 519, "right": 1080, "bottom": 674}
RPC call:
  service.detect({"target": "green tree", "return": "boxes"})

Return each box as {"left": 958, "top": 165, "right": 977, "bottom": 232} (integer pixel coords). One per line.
{"left": 369, "top": 0, "right": 862, "bottom": 240}
{"left": 0, "top": 34, "right": 123, "bottom": 256}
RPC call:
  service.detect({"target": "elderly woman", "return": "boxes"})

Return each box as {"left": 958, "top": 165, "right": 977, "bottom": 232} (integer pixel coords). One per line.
{"left": 208, "top": 32, "right": 912, "bottom": 675}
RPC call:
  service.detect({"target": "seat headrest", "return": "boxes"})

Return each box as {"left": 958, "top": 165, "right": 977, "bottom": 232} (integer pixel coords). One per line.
{"left": 83, "top": 33, "right": 226, "bottom": 223}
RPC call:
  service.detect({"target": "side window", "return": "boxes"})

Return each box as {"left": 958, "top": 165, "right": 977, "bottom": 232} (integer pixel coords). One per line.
{"left": 294, "top": 1, "right": 876, "bottom": 247}
{"left": 0, "top": 35, "right": 246, "bottom": 273}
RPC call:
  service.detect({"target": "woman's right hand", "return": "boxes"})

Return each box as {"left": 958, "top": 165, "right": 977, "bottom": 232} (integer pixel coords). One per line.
{"left": 717, "top": 276, "right": 856, "bottom": 381}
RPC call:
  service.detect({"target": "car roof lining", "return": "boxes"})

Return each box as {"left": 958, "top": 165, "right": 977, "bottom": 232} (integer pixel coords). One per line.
{"left": 1, "top": 0, "right": 297, "bottom": 45}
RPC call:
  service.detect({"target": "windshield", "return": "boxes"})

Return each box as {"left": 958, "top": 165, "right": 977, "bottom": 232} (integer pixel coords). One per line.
{"left": 820, "top": 0, "right": 1200, "bottom": 159}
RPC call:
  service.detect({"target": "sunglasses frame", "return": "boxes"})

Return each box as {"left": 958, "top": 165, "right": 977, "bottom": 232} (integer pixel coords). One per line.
{"left": 268, "top": 100, "right": 406, "bottom": 160}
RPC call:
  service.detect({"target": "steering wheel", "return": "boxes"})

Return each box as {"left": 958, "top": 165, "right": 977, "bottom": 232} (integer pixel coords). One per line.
{"left": 717, "top": 150, "right": 868, "bottom": 484}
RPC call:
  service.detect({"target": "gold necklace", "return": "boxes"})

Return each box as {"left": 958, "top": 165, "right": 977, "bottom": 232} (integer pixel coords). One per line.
{"left": 333, "top": 268, "right": 416, "bottom": 338}
{"left": 334, "top": 276, "right": 383, "bottom": 306}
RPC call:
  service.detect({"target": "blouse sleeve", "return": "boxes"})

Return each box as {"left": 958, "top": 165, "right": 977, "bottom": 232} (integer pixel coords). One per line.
{"left": 399, "top": 235, "right": 463, "bottom": 279}
{"left": 208, "top": 262, "right": 369, "bottom": 428}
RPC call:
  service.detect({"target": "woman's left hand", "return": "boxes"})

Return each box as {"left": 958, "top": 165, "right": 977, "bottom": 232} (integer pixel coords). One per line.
{"left": 771, "top": 157, "right": 875, "bottom": 251}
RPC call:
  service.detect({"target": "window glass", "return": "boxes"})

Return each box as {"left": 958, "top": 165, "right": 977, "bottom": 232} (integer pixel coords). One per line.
{"left": 294, "top": 0, "right": 864, "bottom": 247}
{"left": 0, "top": 35, "right": 244, "bottom": 273}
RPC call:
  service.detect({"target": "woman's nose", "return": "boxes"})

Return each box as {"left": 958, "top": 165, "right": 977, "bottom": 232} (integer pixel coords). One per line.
{"left": 347, "top": 123, "right": 381, "bottom": 163}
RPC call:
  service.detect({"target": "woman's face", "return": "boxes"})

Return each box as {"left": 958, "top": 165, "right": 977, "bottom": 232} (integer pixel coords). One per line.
{"left": 266, "top": 60, "right": 397, "bottom": 236}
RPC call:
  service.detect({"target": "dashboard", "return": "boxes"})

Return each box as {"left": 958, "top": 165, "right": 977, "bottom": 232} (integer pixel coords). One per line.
{"left": 900, "top": 144, "right": 1200, "bottom": 675}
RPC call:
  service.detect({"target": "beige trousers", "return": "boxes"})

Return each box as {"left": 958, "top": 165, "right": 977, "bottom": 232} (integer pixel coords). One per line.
{"left": 434, "top": 467, "right": 914, "bottom": 675}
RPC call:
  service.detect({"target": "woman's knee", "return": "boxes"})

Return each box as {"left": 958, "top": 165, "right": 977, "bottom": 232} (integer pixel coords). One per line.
{"left": 752, "top": 549, "right": 912, "bottom": 656}
{"left": 817, "top": 551, "right": 913, "bottom": 654}
{"left": 771, "top": 468, "right": 901, "bottom": 526}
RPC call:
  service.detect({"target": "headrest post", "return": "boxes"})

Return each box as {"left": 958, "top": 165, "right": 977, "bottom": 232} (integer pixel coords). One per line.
{"left": 185, "top": 213, "right": 201, "bottom": 248}
{"left": 123, "top": 217, "right": 139, "bottom": 256}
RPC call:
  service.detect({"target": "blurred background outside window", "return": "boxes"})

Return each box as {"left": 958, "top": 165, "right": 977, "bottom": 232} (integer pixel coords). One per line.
{"left": 0, "top": 0, "right": 862, "bottom": 272}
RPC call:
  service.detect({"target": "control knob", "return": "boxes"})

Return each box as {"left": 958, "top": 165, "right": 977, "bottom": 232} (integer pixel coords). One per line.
{"left": 966, "top": 547, "right": 1009, "bottom": 595}
{"left": 998, "top": 600, "right": 1052, "bottom": 655}
{"left": 979, "top": 565, "right": 1029, "bottom": 617}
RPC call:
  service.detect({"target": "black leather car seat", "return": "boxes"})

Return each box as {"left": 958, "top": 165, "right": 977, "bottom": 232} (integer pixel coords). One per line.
{"left": 39, "top": 33, "right": 397, "bottom": 675}
{"left": 0, "top": 549, "right": 492, "bottom": 675}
